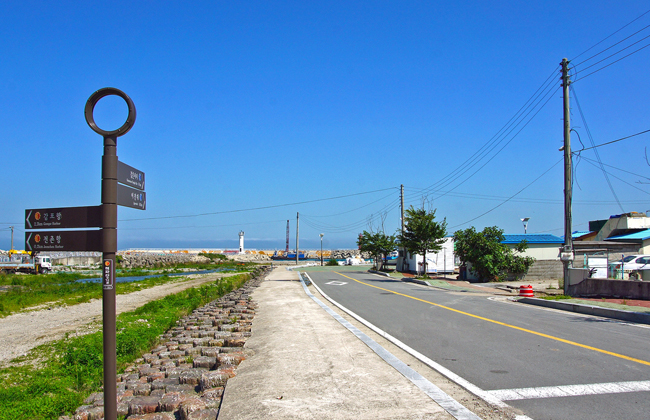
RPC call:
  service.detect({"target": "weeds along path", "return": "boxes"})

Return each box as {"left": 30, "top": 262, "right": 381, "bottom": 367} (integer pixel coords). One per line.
{"left": 0, "top": 272, "right": 242, "bottom": 366}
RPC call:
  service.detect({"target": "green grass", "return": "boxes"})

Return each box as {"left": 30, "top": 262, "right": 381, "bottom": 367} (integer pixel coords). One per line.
{"left": 0, "top": 271, "right": 253, "bottom": 420}
{"left": 0, "top": 264, "right": 252, "bottom": 318}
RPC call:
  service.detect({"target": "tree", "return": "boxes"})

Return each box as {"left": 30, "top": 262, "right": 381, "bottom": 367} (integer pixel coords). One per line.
{"left": 453, "top": 226, "right": 535, "bottom": 282}
{"left": 357, "top": 230, "right": 397, "bottom": 271}
{"left": 398, "top": 206, "right": 447, "bottom": 276}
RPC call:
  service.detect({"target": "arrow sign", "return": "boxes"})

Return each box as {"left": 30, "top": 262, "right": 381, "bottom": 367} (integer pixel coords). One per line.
{"left": 117, "top": 161, "right": 145, "bottom": 190}
{"left": 25, "top": 206, "right": 102, "bottom": 230}
{"left": 117, "top": 184, "right": 146, "bottom": 210}
{"left": 25, "top": 230, "right": 102, "bottom": 252}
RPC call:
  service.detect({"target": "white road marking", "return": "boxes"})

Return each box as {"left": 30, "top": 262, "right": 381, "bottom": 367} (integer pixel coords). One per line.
{"left": 488, "top": 380, "right": 650, "bottom": 401}
{"left": 325, "top": 281, "right": 347, "bottom": 286}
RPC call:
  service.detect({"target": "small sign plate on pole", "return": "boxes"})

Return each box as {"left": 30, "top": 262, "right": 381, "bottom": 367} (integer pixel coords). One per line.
{"left": 117, "top": 184, "right": 146, "bottom": 210}
{"left": 25, "top": 230, "right": 102, "bottom": 252}
{"left": 117, "top": 161, "right": 145, "bottom": 190}
{"left": 25, "top": 206, "right": 102, "bottom": 230}
{"left": 103, "top": 259, "right": 114, "bottom": 290}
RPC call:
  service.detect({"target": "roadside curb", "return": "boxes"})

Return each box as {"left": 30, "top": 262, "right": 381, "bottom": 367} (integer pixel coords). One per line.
{"left": 401, "top": 277, "right": 429, "bottom": 286}
{"left": 368, "top": 269, "right": 391, "bottom": 277}
{"left": 517, "top": 297, "right": 650, "bottom": 325}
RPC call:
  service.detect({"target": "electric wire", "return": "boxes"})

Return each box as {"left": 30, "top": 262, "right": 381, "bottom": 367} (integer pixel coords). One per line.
{"left": 120, "top": 219, "right": 289, "bottom": 231}
{"left": 571, "top": 8, "right": 650, "bottom": 61}
{"left": 402, "top": 66, "right": 561, "bottom": 203}
{"left": 301, "top": 199, "right": 402, "bottom": 234}
{"left": 301, "top": 190, "right": 397, "bottom": 218}
{"left": 572, "top": 39, "right": 650, "bottom": 81}
{"left": 449, "top": 158, "right": 563, "bottom": 229}
{"left": 576, "top": 155, "right": 650, "bottom": 182}
{"left": 572, "top": 129, "right": 650, "bottom": 152}
{"left": 570, "top": 85, "right": 625, "bottom": 212}
{"left": 118, "top": 187, "right": 397, "bottom": 222}
{"left": 579, "top": 158, "right": 650, "bottom": 196}
{"left": 424, "top": 84, "right": 560, "bottom": 203}
{"left": 574, "top": 23, "right": 650, "bottom": 67}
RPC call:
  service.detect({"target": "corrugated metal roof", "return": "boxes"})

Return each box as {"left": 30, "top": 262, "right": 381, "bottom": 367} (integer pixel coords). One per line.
{"left": 605, "top": 229, "right": 650, "bottom": 241}
{"left": 502, "top": 234, "right": 564, "bottom": 244}
{"left": 572, "top": 231, "right": 591, "bottom": 238}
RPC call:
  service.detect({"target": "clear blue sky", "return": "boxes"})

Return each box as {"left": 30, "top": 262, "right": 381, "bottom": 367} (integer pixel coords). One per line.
{"left": 2, "top": 1, "right": 650, "bottom": 251}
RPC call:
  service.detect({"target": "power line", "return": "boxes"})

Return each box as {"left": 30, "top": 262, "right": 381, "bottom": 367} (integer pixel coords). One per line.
{"left": 572, "top": 8, "right": 650, "bottom": 61}
{"left": 121, "top": 219, "right": 288, "bottom": 231}
{"left": 404, "top": 66, "right": 561, "bottom": 203}
{"left": 571, "top": 85, "right": 625, "bottom": 212}
{"left": 573, "top": 39, "right": 650, "bottom": 81}
{"left": 425, "top": 84, "right": 560, "bottom": 203}
{"left": 118, "top": 187, "right": 397, "bottom": 222}
{"left": 577, "top": 155, "right": 650, "bottom": 182}
{"left": 572, "top": 129, "right": 650, "bottom": 152}
{"left": 579, "top": 158, "right": 650, "bottom": 196}
{"left": 449, "top": 158, "right": 563, "bottom": 230}
{"left": 574, "top": 23, "right": 650, "bottom": 67}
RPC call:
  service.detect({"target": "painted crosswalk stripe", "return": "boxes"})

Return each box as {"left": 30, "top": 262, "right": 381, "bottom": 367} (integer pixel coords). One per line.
{"left": 488, "top": 380, "right": 650, "bottom": 401}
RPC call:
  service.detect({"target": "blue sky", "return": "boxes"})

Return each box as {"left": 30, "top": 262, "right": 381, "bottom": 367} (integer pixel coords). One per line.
{"left": 2, "top": 1, "right": 650, "bottom": 251}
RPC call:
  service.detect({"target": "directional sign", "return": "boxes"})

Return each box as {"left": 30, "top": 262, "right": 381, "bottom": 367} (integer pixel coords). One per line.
{"left": 117, "top": 184, "right": 146, "bottom": 210}
{"left": 25, "top": 206, "right": 102, "bottom": 230}
{"left": 117, "top": 161, "right": 145, "bottom": 190}
{"left": 25, "top": 230, "right": 102, "bottom": 252}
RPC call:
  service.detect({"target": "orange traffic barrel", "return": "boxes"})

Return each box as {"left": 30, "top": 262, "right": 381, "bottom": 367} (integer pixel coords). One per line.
{"left": 519, "top": 285, "right": 534, "bottom": 297}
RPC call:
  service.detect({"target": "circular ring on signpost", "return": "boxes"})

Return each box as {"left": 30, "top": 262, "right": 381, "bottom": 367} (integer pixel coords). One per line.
{"left": 85, "top": 87, "right": 136, "bottom": 137}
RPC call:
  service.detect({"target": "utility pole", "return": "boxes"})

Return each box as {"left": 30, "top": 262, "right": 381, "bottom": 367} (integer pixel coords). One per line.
{"left": 9, "top": 226, "right": 14, "bottom": 251}
{"left": 296, "top": 212, "right": 299, "bottom": 265}
{"left": 561, "top": 58, "right": 574, "bottom": 294}
{"left": 400, "top": 185, "right": 405, "bottom": 271}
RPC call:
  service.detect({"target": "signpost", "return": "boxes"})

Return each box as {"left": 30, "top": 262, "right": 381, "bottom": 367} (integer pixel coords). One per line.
{"left": 117, "top": 184, "right": 146, "bottom": 210}
{"left": 25, "top": 230, "right": 102, "bottom": 252}
{"left": 117, "top": 160, "right": 145, "bottom": 190}
{"left": 25, "top": 206, "right": 102, "bottom": 229}
{"left": 24, "top": 87, "right": 145, "bottom": 420}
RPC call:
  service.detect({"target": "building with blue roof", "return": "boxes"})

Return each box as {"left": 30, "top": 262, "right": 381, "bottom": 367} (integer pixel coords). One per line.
{"left": 501, "top": 234, "right": 564, "bottom": 260}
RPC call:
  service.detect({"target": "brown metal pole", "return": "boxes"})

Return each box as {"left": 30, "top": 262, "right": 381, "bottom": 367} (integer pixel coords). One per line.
{"left": 102, "top": 135, "right": 118, "bottom": 420}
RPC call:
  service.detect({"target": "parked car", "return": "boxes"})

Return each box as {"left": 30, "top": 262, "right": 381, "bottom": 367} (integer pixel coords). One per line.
{"left": 609, "top": 255, "right": 650, "bottom": 279}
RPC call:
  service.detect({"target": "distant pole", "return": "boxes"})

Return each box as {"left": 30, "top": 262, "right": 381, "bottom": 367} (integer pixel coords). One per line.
{"left": 400, "top": 184, "right": 405, "bottom": 271}
{"left": 296, "top": 212, "right": 299, "bottom": 265}
{"left": 320, "top": 233, "right": 324, "bottom": 266}
{"left": 561, "top": 58, "right": 573, "bottom": 294}
{"left": 9, "top": 226, "right": 14, "bottom": 251}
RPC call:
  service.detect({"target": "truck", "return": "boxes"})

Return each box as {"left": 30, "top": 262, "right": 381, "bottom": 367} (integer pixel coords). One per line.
{"left": 0, "top": 251, "right": 52, "bottom": 274}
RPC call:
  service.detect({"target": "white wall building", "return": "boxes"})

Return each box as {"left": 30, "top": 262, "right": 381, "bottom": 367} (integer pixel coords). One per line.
{"left": 398, "top": 237, "right": 456, "bottom": 274}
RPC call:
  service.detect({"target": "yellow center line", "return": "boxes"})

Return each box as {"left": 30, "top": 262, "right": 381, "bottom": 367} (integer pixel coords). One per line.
{"left": 334, "top": 271, "right": 650, "bottom": 367}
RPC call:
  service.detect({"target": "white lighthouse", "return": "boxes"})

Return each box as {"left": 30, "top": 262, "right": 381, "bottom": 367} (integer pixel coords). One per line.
{"left": 238, "top": 231, "right": 245, "bottom": 254}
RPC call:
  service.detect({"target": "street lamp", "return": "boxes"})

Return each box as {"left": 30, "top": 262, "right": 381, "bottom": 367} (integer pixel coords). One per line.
{"left": 319, "top": 233, "right": 324, "bottom": 266}
{"left": 521, "top": 217, "right": 530, "bottom": 234}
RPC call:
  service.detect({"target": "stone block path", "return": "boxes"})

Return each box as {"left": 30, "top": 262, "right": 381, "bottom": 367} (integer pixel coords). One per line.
{"left": 63, "top": 268, "right": 269, "bottom": 420}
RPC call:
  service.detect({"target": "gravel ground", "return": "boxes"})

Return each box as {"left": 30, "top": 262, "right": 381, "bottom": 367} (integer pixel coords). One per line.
{"left": 0, "top": 272, "right": 239, "bottom": 366}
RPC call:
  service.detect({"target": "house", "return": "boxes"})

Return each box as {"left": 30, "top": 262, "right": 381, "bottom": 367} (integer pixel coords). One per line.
{"left": 397, "top": 237, "right": 455, "bottom": 274}
{"left": 501, "top": 234, "right": 564, "bottom": 259}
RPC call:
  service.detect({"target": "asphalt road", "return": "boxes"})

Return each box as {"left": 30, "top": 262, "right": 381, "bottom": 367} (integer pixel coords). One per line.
{"left": 304, "top": 267, "right": 650, "bottom": 420}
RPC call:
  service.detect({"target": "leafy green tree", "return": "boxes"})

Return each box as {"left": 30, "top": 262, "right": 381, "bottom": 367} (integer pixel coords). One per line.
{"left": 398, "top": 206, "right": 447, "bottom": 276}
{"left": 453, "top": 226, "right": 535, "bottom": 282}
{"left": 357, "top": 231, "right": 397, "bottom": 271}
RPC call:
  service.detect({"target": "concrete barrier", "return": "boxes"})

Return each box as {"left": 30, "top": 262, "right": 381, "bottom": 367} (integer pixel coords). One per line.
{"left": 568, "top": 278, "right": 650, "bottom": 300}
{"left": 518, "top": 297, "right": 650, "bottom": 325}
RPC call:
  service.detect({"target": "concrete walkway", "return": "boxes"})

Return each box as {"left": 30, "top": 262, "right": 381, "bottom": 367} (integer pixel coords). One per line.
{"left": 218, "top": 268, "right": 455, "bottom": 420}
